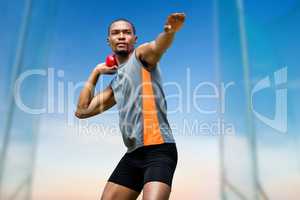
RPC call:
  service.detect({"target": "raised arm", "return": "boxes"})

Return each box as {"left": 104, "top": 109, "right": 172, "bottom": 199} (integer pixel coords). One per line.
{"left": 75, "top": 63, "right": 117, "bottom": 119}
{"left": 136, "top": 13, "right": 186, "bottom": 69}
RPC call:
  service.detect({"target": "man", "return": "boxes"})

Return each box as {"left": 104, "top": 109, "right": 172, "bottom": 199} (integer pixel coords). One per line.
{"left": 75, "top": 13, "right": 185, "bottom": 200}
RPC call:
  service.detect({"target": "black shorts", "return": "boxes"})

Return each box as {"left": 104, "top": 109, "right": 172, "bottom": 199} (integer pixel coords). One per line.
{"left": 108, "top": 143, "right": 178, "bottom": 193}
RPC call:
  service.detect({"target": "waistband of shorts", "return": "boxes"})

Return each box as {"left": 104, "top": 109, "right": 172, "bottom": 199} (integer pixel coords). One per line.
{"left": 128, "top": 142, "right": 176, "bottom": 154}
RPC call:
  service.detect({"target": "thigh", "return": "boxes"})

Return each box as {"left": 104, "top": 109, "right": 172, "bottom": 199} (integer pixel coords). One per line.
{"left": 101, "top": 181, "right": 140, "bottom": 200}
{"left": 142, "top": 181, "right": 171, "bottom": 200}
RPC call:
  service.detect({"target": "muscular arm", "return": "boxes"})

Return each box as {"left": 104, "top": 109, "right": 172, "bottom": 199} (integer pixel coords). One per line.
{"left": 75, "top": 64, "right": 117, "bottom": 119}
{"left": 136, "top": 13, "right": 185, "bottom": 69}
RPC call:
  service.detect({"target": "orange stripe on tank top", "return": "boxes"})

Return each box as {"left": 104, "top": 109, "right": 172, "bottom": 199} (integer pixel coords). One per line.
{"left": 141, "top": 67, "right": 164, "bottom": 145}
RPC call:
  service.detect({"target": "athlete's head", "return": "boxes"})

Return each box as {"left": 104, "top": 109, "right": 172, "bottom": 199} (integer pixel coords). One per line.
{"left": 107, "top": 19, "right": 137, "bottom": 57}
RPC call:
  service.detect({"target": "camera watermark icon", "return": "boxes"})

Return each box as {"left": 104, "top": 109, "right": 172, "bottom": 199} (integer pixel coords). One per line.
{"left": 251, "top": 67, "right": 287, "bottom": 133}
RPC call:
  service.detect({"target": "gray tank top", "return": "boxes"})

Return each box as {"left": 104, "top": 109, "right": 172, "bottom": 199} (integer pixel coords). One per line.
{"left": 109, "top": 50, "right": 175, "bottom": 153}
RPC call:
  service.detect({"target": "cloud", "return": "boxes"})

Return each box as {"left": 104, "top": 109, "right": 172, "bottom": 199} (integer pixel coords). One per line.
{"left": 32, "top": 116, "right": 221, "bottom": 200}
{"left": 29, "top": 116, "right": 300, "bottom": 200}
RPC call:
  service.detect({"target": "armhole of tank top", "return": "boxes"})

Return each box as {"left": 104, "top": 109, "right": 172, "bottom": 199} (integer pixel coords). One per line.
{"left": 133, "top": 49, "right": 157, "bottom": 72}
{"left": 109, "top": 76, "right": 116, "bottom": 91}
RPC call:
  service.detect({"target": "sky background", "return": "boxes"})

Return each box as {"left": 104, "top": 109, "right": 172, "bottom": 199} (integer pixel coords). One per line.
{"left": 0, "top": 0, "right": 300, "bottom": 199}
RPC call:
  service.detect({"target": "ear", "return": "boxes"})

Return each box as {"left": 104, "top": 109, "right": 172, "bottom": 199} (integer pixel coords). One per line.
{"left": 107, "top": 37, "right": 111, "bottom": 46}
{"left": 134, "top": 35, "right": 138, "bottom": 44}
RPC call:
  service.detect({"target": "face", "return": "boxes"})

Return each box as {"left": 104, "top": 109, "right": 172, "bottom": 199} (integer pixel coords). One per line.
{"left": 108, "top": 21, "right": 137, "bottom": 56}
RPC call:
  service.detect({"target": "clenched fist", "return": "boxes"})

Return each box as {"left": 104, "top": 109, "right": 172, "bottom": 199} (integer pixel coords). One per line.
{"left": 164, "top": 13, "right": 186, "bottom": 33}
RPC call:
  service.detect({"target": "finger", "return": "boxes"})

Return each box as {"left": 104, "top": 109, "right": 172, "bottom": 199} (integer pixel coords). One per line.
{"left": 106, "top": 69, "right": 117, "bottom": 74}
{"left": 167, "top": 15, "right": 172, "bottom": 21}
{"left": 173, "top": 13, "right": 185, "bottom": 19}
{"left": 104, "top": 65, "right": 116, "bottom": 69}
{"left": 174, "top": 14, "right": 185, "bottom": 23}
{"left": 110, "top": 70, "right": 117, "bottom": 74}
{"left": 178, "top": 14, "right": 185, "bottom": 21}
{"left": 110, "top": 65, "right": 118, "bottom": 70}
{"left": 173, "top": 13, "right": 184, "bottom": 18}
{"left": 174, "top": 15, "right": 179, "bottom": 22}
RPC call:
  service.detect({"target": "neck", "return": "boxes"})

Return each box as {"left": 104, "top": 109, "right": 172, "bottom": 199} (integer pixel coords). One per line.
{"left": 115, "top": 50, "right": 133, "bottom": 65}
{"left": 116, "top": 54, "right": 129, "bottom": 65}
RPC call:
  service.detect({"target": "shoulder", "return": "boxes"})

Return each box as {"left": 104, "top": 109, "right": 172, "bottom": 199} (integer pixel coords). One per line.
{"left": 135, "top": 42, "right": 150, "bottom": 61}
{"left": 135, "top": 42, "right": 157, "bottom": 70}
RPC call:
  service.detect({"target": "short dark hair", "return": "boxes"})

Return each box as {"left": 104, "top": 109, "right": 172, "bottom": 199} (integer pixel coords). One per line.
{"left": 108, "top": 18, "right": 136, "bottom": 35}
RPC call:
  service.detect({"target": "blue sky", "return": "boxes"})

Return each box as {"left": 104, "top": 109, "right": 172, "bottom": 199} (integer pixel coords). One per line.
{"left": 0, "top": 0, "right": 299, "bottom": 154}
{"left": 1, "top": 0, "right": 300, "bottom": 199}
